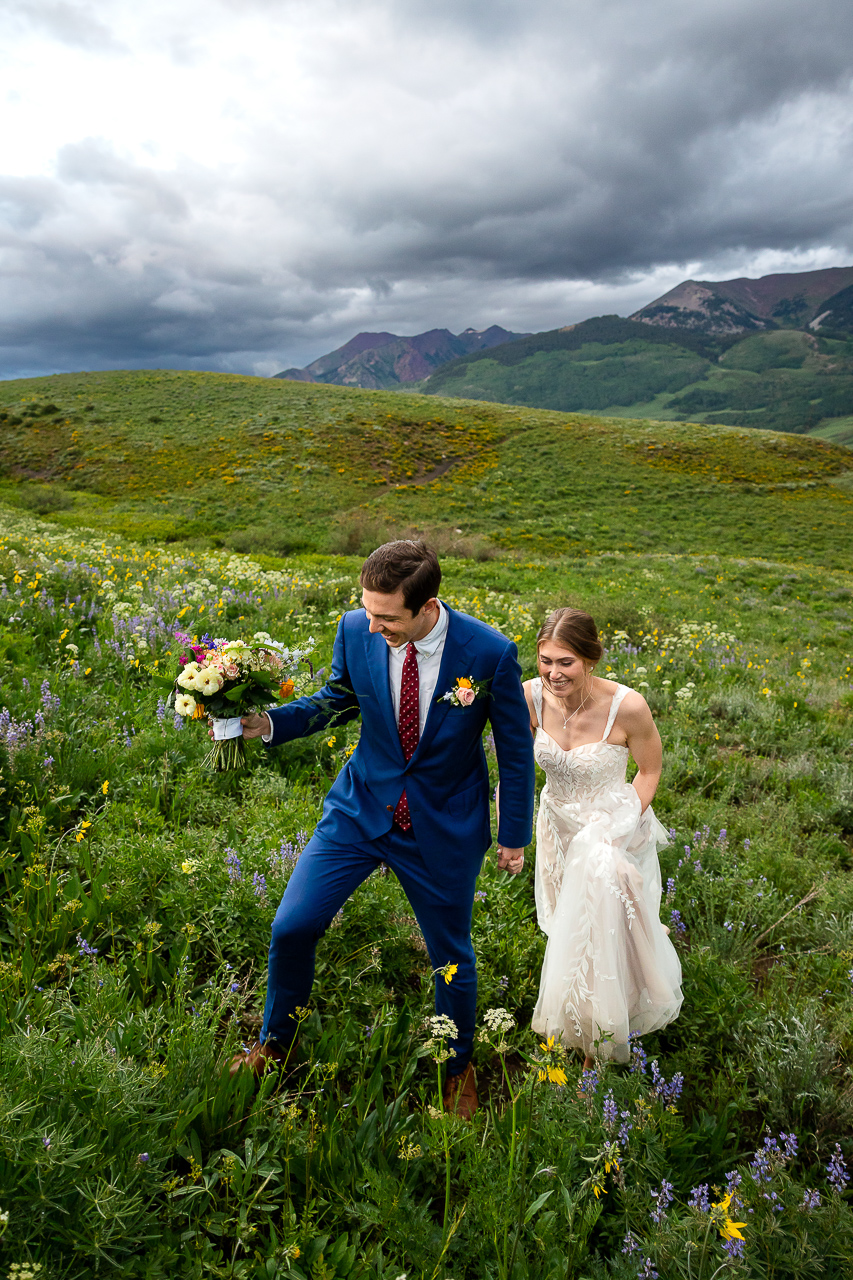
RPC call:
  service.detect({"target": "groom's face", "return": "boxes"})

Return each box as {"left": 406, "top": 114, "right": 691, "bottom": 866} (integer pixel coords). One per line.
{"left": 362, "top": 587, "right": 438, "bottom": 647}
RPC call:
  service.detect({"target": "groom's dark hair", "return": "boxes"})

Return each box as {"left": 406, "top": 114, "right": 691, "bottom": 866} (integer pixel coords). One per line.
{"left": 360, "top": 540, "right": 441, "bottom": 615}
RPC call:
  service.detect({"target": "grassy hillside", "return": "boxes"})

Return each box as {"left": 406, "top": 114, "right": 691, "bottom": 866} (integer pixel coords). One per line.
{"left": 1, "top": 369, "right": 852, "bottom": 570}
{"left": 416, "top": 320, "right": 853, "bottom": 436}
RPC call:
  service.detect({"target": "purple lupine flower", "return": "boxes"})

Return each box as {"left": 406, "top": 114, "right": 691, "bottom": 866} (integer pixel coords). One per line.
{"left": 827, "top": 1144, "right": 849, "bottom": 1193}
{"left": 650, "top": 1061, "right": 684, "bottom": 1105}
{"left": 43, "top": 756, "right": 54, "bottom": 768}
{"left": 42, "top": 1135, "right": 51, "bottom": 1148}
{"left": 138, "top": 1152, "right": 150, "bottom": 1164}
{"left": 578, "top": 1068, "right": 598, "bottom": 1096}
{"left": 638, "top": 1257, "right": 659, "bottom": 1278}
{"left": 743, "top": 838, "right": 751, "bottom": 849}
{"left": 474, "top": 890, "right": 487, "bottom": 903}
{"left": 498, "top": 975, "right": 509, "bottom": 990}
{"left": 802, "top": 1189, "right": 821, "bottom": 1210}
{"left": 670, "top": 909, "right": 686, "bottom": 935}
{"left": 225, "top": 850, "right": 242, "bottom": 882}
{"left": 722, "top": 1238, "right": 745, "bottom": 1260}
{"left": 780, "top": 1132, "right": 798, "bottom": 1160}
{"left": 252, "top": 872, "right": 267, "bottom": 898}
{"left": 77, "top": 934, "right": 98, "bottom": 958}
{"left": 22, "top": 677, "right": 30, "bottom": 692}
{"left": 156, "top": 698, "right": 167, "bottom": 725}
{"left": 230, "top": 983, "right": 240, "bottom": 993}
{"left": 629, "top": 1032, "right": 647, "bottom": 1075}
{"left": 689, "top": 1184, "right": 710, "bottom": 1212}
{"left": 173, "top": 713, "right": 184, "bottom": 731}
{"left": 650, "top": 1179, "right": 674, "bottom": 1224}
{"left": 618, "top": 1109, "right": 632, "bottom": 1146}
{"left": 40, "top": 680, "right": 61, "bottom": 712}
{"left": 666, "top": 877, "right": 676, "bottom": 896}
{"left": 602, "top": 1090, "right": 617, "bottom": 1131}
{"left": 621, "top": 1231, "right": 639, "bottom": 1255}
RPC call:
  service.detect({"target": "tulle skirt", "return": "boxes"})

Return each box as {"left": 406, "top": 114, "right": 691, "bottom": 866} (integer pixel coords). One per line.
{"left": 531, "top": 783, "right": 683, "bottom": 1062}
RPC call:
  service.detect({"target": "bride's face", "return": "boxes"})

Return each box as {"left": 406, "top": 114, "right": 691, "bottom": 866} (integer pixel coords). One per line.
{"left": 538, "top": 641, "right": 589, "bottom": 697}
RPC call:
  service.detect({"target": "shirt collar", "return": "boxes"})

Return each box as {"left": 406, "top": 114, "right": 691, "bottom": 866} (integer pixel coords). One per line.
{"left": 411, "top": 599, "right": 448, "bottom": 657}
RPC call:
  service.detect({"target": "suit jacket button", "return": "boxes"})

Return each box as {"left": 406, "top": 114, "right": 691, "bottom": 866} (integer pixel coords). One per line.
{"left": 386, "top": 804, "right": 393, "bottom": 811}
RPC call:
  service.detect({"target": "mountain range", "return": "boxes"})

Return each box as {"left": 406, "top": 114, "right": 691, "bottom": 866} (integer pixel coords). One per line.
{"left": 629, "top": 266, "right": 853, "bottom": 334}
{"left": 273, "top": 325, "right": 529, "bottom": 390}
{"left": 273, "top": 267, "right": 853, "bottom": 441}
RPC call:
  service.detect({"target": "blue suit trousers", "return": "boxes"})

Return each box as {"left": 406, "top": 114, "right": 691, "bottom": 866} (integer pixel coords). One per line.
{"left": 261, "top": 826, "right": 479, "bottom": 1072}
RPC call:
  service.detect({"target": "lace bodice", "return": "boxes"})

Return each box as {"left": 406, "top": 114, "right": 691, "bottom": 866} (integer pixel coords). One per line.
{"left": 532, "top": 679, "right": 630, "bottom": 799}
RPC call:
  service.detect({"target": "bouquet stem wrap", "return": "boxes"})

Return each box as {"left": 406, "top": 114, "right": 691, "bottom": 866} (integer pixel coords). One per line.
{"left": 205, "top": 716, "right": 246, "bottom": 772}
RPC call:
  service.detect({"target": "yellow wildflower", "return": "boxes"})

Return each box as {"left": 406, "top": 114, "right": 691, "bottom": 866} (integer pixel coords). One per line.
{"left": 443, "top": 963, "right": 458, "bottom": 985}
{"left": 713, "top": 1192, "right": 746, "bottom": 1242}
{"left": 102, "top": 781, "right": 109, "bottom": 795}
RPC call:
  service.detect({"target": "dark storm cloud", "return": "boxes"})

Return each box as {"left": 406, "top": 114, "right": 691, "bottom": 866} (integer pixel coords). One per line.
{"left": 2, "top": 0, "right": 853, "bottom": 378}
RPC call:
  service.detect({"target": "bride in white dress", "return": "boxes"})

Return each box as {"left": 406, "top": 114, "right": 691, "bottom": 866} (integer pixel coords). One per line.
{"left": 525, "top": 608, "right": 682, "bottom": 1068}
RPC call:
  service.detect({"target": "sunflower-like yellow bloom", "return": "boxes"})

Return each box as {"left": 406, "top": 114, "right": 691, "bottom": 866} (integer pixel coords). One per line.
{"left": 712, "top": 1192, "right": 746, "bottom": 1241}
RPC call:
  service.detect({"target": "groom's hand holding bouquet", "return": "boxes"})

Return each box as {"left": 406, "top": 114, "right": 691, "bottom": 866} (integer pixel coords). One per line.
{"left": 154, "top": 629, "right": 313, "bottom": 770}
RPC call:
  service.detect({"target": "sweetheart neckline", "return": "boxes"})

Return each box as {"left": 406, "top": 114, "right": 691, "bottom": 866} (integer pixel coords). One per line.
{"left": 536, "top": 726, "right": 630, "bottom": 757}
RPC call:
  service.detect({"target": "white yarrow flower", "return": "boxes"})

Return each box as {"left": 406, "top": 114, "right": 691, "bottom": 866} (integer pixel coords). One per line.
{"left": 483, "top": 1006, "right": 516, "bottom": 1034}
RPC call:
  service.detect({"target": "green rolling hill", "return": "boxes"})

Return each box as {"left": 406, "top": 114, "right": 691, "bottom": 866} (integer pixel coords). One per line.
{"left": 415, "top": 317, "right": 853, "bottom": 442}
{"left": 1, "top": 369, "right": 852, "bottom": 569}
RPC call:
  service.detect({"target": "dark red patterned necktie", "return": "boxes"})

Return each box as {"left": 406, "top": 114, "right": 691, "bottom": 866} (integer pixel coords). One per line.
{"left": 393, "top": 641, "right": 419, "bottom": 830}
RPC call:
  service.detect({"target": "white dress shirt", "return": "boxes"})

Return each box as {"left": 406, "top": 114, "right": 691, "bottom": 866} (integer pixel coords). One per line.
{"left": 387, "top": 599, "right": 449, "bottom": 734}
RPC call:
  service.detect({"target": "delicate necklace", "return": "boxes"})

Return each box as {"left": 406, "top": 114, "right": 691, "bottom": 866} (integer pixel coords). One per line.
{"left": 544, "top": 676, "right": 593, "bottom": 729}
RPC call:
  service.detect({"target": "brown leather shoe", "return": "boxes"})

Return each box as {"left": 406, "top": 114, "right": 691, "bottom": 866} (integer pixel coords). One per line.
{"left": 229, "top": 1038, "right": 292, "bottom": 1079}
{"left": 442, "top": 1063, "right": 478, "bottom": 1120}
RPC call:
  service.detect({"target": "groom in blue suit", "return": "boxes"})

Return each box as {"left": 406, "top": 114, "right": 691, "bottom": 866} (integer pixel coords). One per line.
{"left": 231, "top": 541, "right": 534, "bottom": 1116}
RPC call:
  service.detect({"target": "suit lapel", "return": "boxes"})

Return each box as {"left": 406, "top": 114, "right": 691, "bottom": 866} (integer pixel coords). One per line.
{"left": 412, "top": 606, "right": 472, "bottom": 762}
{"left": 363, "top": 627, "right": 403, "bottom": 754}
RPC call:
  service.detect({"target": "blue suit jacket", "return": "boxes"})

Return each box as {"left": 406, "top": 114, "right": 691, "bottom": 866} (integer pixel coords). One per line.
{"left": 266, "top": 605, "right": 535, "bottom": 882}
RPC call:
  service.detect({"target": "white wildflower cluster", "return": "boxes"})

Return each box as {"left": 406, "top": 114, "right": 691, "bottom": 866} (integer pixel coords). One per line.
{"left": 659, "top": 621, "right": 738, "bottom": 654}
{"left": 478, "top": 1005, "right": 516, "bottom": 1050}
{"left": 675, "top": 682, "right": 696, "bottom": 702}
{"left": 423, "top": 1013, "right": 459, "bottom": 1063}
{"left": 483, "top": 1006, "right": 515, "bottom": 1034}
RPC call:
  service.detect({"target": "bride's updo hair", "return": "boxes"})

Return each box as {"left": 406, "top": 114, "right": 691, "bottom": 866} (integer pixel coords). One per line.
{"left": 536, "top": 608, "right": 603, "bottom": 666}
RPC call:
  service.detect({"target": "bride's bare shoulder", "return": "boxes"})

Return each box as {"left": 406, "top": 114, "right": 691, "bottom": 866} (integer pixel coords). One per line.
{"left": 615, "top": 686, "right": 654, "bottom": 724}
{"left": 521, "top": 679, "right": 539, "bottom": 726}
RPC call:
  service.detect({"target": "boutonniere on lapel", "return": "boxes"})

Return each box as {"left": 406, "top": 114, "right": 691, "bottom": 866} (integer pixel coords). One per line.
{"left": 439, "top": 676, "right": 488, "bottom": 707}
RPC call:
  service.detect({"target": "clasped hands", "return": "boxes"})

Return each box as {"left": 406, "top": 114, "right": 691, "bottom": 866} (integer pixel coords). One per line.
{"left": 497, "top": 845, "right": 525, "bottom": 876}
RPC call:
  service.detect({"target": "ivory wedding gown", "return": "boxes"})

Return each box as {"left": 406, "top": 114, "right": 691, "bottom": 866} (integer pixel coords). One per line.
{"left": 530, "top": 679, "right": 683, "bottom": 1062}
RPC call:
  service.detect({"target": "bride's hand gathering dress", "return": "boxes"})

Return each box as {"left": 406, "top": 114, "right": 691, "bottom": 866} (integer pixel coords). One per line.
{"left": 530, "top": 679, "right": 683, "bottom": 1062}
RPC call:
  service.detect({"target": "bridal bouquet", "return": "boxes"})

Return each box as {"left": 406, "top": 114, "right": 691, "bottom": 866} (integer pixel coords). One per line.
{"left": 156, "top": 630, "right": 313, "bottom": 771}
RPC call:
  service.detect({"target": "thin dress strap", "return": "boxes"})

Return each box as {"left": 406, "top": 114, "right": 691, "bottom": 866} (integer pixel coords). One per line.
{"left": 532, "top": 677, "right": 544, "bottom": 728}
{"left": 601, "top": 684, "right": 628, "bottom": 742}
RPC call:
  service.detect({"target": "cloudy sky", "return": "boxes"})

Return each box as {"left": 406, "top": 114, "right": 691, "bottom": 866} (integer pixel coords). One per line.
{"left": 2, "top": 0, "right": 853, "bottom": 379}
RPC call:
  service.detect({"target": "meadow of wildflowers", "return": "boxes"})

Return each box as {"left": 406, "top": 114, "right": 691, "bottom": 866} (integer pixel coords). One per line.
{"left": 0, "top": 469, "right": 852, "bottom": 1277}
